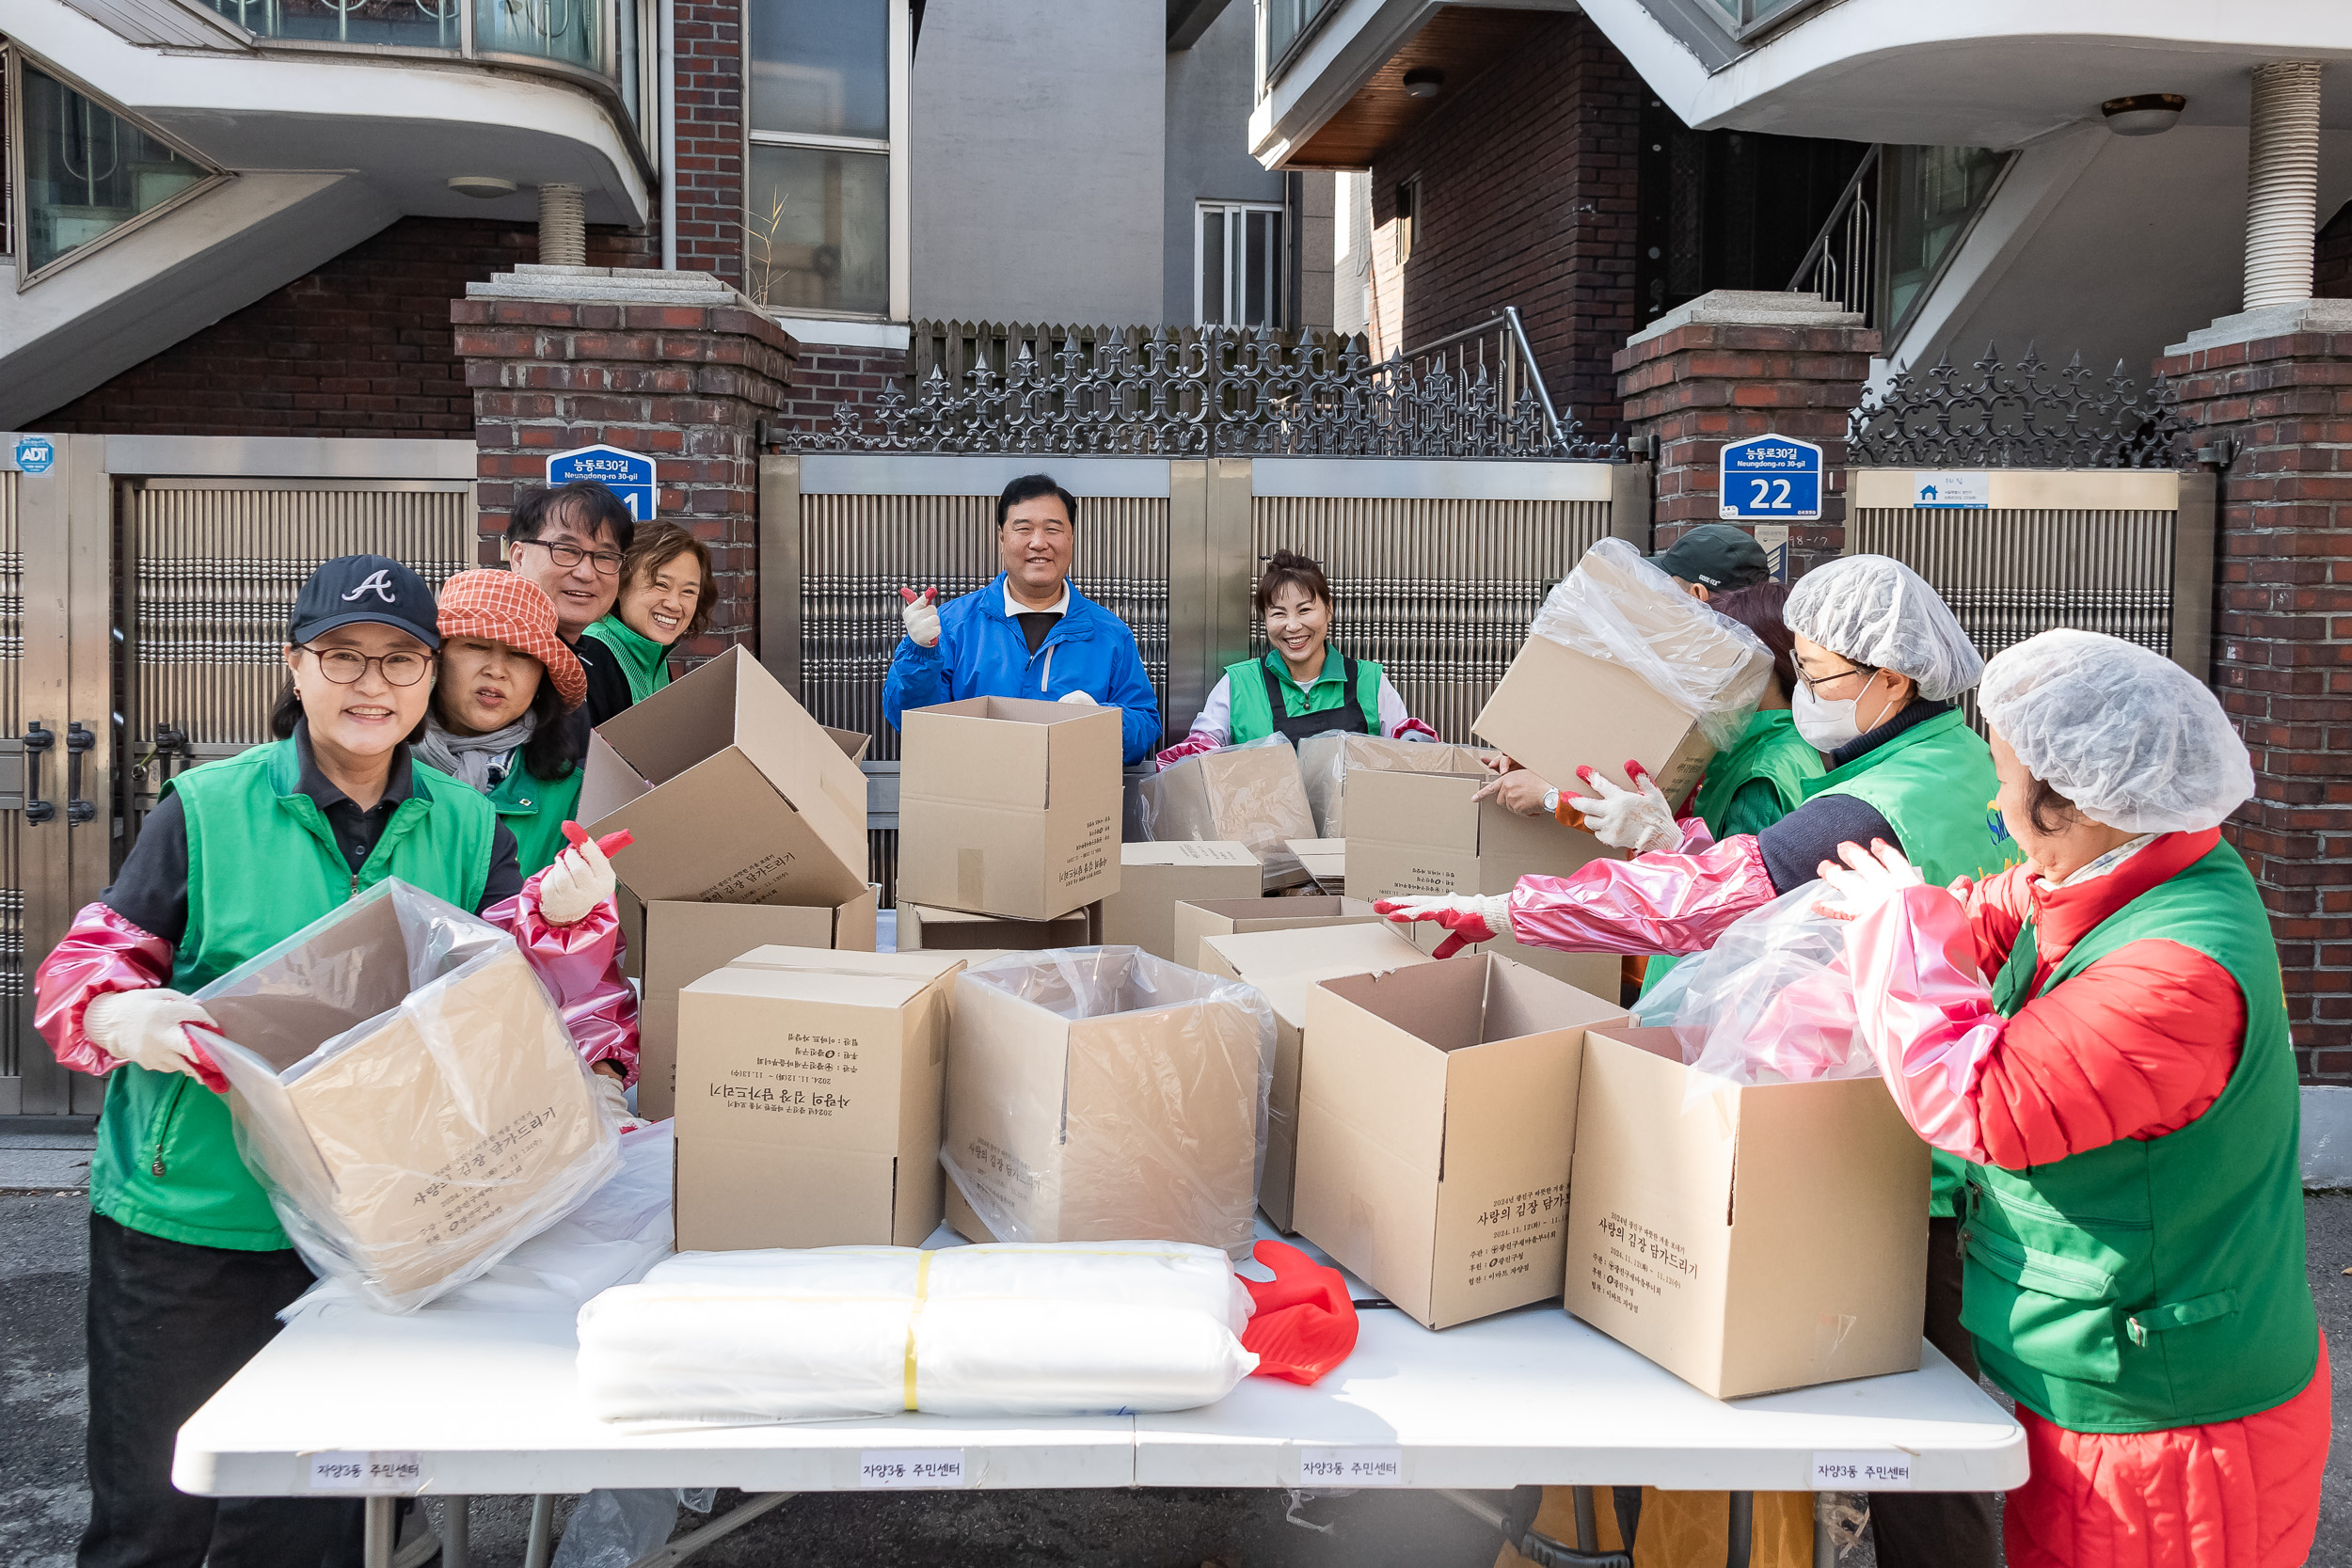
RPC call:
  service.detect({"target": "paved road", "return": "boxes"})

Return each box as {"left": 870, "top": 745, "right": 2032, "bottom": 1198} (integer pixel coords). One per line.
{"left": 8, "top": 1150, "right": 2349, "bottom": 1566}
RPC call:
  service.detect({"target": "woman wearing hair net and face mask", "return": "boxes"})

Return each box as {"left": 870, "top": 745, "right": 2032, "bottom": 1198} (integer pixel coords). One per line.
{"left": 1381, "top": 554, "right": 2023, "bottom": 1568}
{"left": 1815, "top": 628, "right": 2327, "bottom": 1568}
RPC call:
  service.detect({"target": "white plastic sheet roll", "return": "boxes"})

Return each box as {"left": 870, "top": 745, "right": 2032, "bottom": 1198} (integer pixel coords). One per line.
{"left": 577, "top": 1242, "right": 1258, "bottom": 1425}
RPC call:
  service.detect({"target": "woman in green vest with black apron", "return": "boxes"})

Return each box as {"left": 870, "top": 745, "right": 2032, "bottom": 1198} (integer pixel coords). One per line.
{"left": 32, "top": 556, "right": 637, "bottom": 1568}
{"left": 1820, "top": 628, "right": 2327, "bottom": 1568}
{"left": 1378, "top": 554, "right": 2020, "bottom": 1568}
{"left": 580, "top": 521, "right": 713, "bottom": 706}
{"left": 1156, "top": 549, "right": 1438, "bottom": 765}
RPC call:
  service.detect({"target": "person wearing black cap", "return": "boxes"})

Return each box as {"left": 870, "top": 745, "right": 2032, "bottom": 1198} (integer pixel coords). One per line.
{"left": 1647, "top": 521, "right": 1771, "bottom": 601}
{"left": 30, "top": 555, "right": 639, "bottom": 1568}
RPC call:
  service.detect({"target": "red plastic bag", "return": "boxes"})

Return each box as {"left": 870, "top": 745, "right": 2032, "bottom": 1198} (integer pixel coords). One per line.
{"left": 1241, "top": 1240, "right": 1358, "bottom": 1385}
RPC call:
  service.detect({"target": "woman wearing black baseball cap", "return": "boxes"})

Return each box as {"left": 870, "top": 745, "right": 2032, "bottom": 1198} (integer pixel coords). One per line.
{"left": 29, "top": 555, "right": 640, "bottom": 1568}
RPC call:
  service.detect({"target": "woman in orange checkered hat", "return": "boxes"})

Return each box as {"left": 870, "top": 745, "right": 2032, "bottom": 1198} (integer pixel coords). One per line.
{"left": 423, "top": 569, "right": 592, "bottom": 877}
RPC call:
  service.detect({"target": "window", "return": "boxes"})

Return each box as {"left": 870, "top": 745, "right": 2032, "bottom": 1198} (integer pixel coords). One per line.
{"left": 9, "top": 52, "right": 224, "bottom": 285}
{"left": 1257, "top": 0, "right": 1338, "bottom": 91}
{"left": 745, "top": 0, "right": 909, "bottom": 320}
{"left": 1882, "top": 145, "right": 2008, "bottom": 340}
{"left": 1393, "top": 177, "right": 1418, "bottom": 266}
{"left": 1197, "top": 201, "right": 1286, "bottom": 328}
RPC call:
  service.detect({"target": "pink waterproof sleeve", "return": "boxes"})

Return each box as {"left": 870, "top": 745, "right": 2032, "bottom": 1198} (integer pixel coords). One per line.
{"left": 33, "top": 903, "right": 176, "bottom": 1077}
{"left": 484, "top": 876, "right": 640, "bottom": 1084}
{"left": 1844, "top": 881, "right": 1999, "bottom": 1162}
{"left": 1503, "top": 817, "right": 1777, "bottom": 957}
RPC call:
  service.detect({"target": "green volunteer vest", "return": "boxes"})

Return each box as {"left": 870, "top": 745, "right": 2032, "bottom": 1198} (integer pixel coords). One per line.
{"left": 89, "top": 739, "right": 497, "bottom": 1251}
{"left": 585, "top": 615, "right": 674, "bottom": 705}
{"left": 488, "top": 757, "right": 584, "bottom": 879}
{"left": 1222, "top": 652, "right": 1385, "bottom": 744}
{"left": 1811, "top": 706, "right": 2024, "bottom": 1217}
{"left": 1963, "top": 841, "right": 2317, "bottom": 1433}
{"left": 1641, "top": 709, "right": 1825, "bottom": 1000}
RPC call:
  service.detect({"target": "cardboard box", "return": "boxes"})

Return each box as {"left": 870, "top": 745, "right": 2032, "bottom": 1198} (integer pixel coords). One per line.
{"left": 675, "top": 946, "right": 966, "bottom": 1251}
{"left": 1562, "top": 1026, "right": 1930, "bottom": 1398}
{"left": 898, "top": 696, "right": 1123, "bottom": 920}
{"left": 635, "top": 890, "right": 881, "bottom": 1121}
{"left": 898, "top": 901, "right": 1098, "bottom": 953}
{"left": 1097, "top": 842, "right": 1263, "bottom": 960}
{"left": 1296, "top": 733, "right": 1499, "bottom": 837}
{"left": 1195, "top": 924, "right": 1434, "bottom": 1233}
{"left": 1137, "top": 740, "right": 1318, "bottom": 890}
{"left": 1168, "top": 895, "right": 1383, "bottom": 972}
{"left": 1472, "top": 632, "right": 1741, "bottom": 804}
{"left": 1344, "top": 768, "right": 1623, "bottom": 1000}
{"left": 1287, "top": 838, "right": 1345, "bottom": 893}
{"left": 1294, "top": 955, "right": 1624, "bottom": 1328}
{"left": 201, "top": 885, "right": 606, "bottom": 1308}
{"left": 580, "top": 645, "right": 869, "bottom": 908}
{"left": 942, "top": 948, "right": 1269, "bottom": 1253}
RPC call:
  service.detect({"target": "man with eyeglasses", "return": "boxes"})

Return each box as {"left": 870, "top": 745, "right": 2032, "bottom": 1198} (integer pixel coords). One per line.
{"left": 505, "top": 481, "right": 637, "bottom": 727}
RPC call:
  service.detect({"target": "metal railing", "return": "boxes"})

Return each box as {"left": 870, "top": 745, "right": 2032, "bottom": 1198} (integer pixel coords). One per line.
{"left": 1401, "top": 307, "right": 1564, "bottom": 445}
{"left": 196, "top": 0, "right": 632, "bottom": 85}
{"left": 1847, "top": 344, "right": 2195, "bottom": 470}
{"left": 1788, "top": 145, "right": 1877, "bottom": 326}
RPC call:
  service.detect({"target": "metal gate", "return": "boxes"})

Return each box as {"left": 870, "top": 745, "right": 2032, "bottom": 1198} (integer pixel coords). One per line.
{"left": 2, "top": 434, "right": 475, "bottom": 1117}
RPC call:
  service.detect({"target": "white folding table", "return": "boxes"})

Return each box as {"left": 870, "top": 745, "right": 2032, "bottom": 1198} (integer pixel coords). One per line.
{"left": 174, "top": 1239, "right": 2024, "bottom": 1568}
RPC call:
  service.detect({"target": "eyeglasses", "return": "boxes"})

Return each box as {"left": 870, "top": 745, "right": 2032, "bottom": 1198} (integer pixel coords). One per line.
{"left": 1798, "top": 660, "right": 1877, "bottom": 694}
{"left": 297, "top": 644, "right": 435, "bottom": 687}
{"left": 515, "top": 537, "right": 625, "bottom": 577}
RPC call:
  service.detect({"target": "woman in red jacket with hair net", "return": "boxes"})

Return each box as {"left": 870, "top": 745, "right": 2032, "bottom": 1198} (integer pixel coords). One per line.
{"left": 1817, "top": 627, "right": 2327, "bottom": 1568}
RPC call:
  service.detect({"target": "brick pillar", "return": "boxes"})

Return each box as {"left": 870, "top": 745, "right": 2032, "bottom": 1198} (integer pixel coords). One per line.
{"left": 1613, "top": 291, "right": 1880, "bottom": 575}
{"left": 453, "top": 264, "right": 795, "bottom": 660}
{"left": 2155, "top": 298, "right": 2352, "bottom": 1084}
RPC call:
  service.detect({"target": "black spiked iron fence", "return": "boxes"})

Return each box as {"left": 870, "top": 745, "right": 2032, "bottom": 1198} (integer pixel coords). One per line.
{"left": 1846, "top": 344, "right": 2197, "bottom": 469}
{"left": 787, "top": 323, "right": 1623, "bottom": 461}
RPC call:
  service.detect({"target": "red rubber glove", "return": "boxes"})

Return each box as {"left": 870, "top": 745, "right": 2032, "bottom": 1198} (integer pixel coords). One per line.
{"left": 562, "top": 822, "right": 635, "bottom": 857}
{"left": 1241, "top": 1240, "right": 1359, "bottom": 1385}
{"left": 1373, "top": 894, "right": 1507, "bottom": 958}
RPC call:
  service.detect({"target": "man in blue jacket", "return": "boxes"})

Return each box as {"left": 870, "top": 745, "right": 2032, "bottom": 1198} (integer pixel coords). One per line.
{"left": 883, "top": 473, "right": 1162, "bottom": 764}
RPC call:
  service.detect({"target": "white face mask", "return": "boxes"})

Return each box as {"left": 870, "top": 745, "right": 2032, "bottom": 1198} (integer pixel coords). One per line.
{"left": 1792, "top": 680, "right": 1865, "bottom": 751}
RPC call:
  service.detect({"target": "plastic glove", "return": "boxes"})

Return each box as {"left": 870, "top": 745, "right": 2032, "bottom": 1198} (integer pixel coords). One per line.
{"left": 590, "top": 1069, "right": 645, "bottom": 1133}
{"left": 1155, "top": 733, "right": 1222, "bottom": 768}
{"left": 1564, "top": 762, "right": 1678, "bottom": 855}
{"left": 898, "top": 586, "right": 940, "bottom": 648}
{"left": 84, "top": 988, "right": 228, "bottom": 1093}
{"left": 1373, "top": 893, "right": 1507, "bottom": 958}
{"left": 1391, "top": 718, "right": 1440, "bottom": 744}
{"left": 1813, "top": 839, "right": 1927, "bottom": 922}
{"left": 538, "top": 837, "right": 617, "bottom": 927}
{"left": 1241, "top": 1240, "right": 1358, "bottom": 1385}
{"left": 1057, "top": 690, "right": 1098, "bottom": 706}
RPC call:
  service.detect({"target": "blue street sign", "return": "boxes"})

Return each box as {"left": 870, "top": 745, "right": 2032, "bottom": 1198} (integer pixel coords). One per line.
{"left": 546, "top": 443, "right": 657, "bottom": 521}
{"left": 13, "top": 436, "right": 56, "bottom": 476}
{"left": 1718, "top": 434, "right": 1822, "bottom": 522}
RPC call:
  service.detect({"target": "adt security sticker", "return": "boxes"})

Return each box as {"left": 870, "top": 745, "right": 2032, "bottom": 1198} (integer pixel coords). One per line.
{"left": 1911, "top": 471, "right": 1990, "bottom": 509}
{"left": 1719, "top": 434, "right": 1823, "bottom": 522}
{"left": 12, "top": 436, "right": 56, "bottom": 476}
{"left": 546, "top": 443, "right": 657, "bottom": 521}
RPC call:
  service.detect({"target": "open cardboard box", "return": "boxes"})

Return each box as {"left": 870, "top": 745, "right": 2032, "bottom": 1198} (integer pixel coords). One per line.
{"left": 581, "top": 646, "right": 869, "bottom": 909}
{"left": 898, "top": 696, "right": 1123, "bottom": 920}
{"left": 1286, "top": 838, "right": 1346, "bottom": 893}
{"left": 1136, "top": 739, "right": 1318, "bottom": 890}
{"left": 1296, "top": 733, "right": 1499, "bottom": 837}
{"left": 1195, "top": 923, "right": 1433, "bottom": 1234}
{"left": 898, "top": 901, "right": 1099, "bottom": 952}
{"left": 1344, "top": 768, "right": 1622, "bottom": 998}
{"left": 634, "top": 889, "right": 880, "bottom": 1121}
{"left": 1562, "top": 1025, "right": 1930, "bottom": 1399}
{"left": 1097, "top": 842, "right": 1263, "bottom": 960}
{"left": 674, "top": 946, "right": 964, "bottom": 1251}
{"left": 1168, "top": 895, "right": 1383, "bottom": 972}
{"left": 1294, "top": 954, "right": 1624, "bottom": 1329}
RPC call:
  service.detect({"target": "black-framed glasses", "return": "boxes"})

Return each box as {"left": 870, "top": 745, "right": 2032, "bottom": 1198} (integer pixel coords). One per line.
{"left": 1798, "top": 660, "right": 1876, "bottom": 695}
{"left": 515, "top": 537, "right": 625, "bottom": 577}
{"left": 296, "top": 644, "right": 435, "bottom": 687}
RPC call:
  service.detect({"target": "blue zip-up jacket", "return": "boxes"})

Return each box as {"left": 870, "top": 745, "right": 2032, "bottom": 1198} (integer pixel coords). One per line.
{"left": 882, "top": 575, "right": 1161, "bottom": 765}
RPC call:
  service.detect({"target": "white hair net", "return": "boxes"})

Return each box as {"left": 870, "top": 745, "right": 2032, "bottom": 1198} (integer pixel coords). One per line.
{"left": 1784, "top": 555, "right": 1983, "bottom": 700}
{"left": 1979, "top": 629, "right": 2253, "bottom": 833}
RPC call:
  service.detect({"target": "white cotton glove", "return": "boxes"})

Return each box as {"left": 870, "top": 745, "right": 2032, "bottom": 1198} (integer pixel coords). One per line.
{"left": 1812, "top": 838, "right": 1928, "bottom": 922}
{"left": 1563, "top": 764, "right": 1679, "bottom": 856}
{"left": 85, "top": 988, "right": 224, "bottom": 1083}
{"left": 538, "top": 837, "right": 616, "bottom": 927}
{"left": 1057, "top": 690, "right": 1098, "bottom": 706}
{"left": 1371, "top": 892, "right": 1509, "bottom": 958}
{"left": 899, "top": 586, "right": 940, "bottom": 648}
{"left": 589, "top": 1069, "right": 645, "bottom": 1132}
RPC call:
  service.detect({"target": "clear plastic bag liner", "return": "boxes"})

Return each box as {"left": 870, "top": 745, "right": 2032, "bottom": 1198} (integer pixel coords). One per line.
{"left": 943, "top": 947, "right": 1277, "bottom": 1255}
{"left": 200, "top": 879, "right": 619, "bottom": 1314}
{"left": 1135, "top": 735, "right": 1315, "bottom": 885}
{"left": 1295, "top": 733, "right": 1498, "bottom": 837}
{"left": 1526, "top": 538, "right": 1772, "bottom": 750}
{"left": 576, "top": 1241, "right": 1258, "bottom": 1424}
{"left": 1631, "top": 880, "right": 1871, "bottom": 1105}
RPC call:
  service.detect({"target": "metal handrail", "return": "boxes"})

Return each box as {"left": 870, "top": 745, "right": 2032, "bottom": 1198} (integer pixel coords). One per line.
{"left": 1402, "top": 306, "right": 1563, "bottom": 439}
{"left": 1787, "top": 145, "right": 1879, "bottom": 325}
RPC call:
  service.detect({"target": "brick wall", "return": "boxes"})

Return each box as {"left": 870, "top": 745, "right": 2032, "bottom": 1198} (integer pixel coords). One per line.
{"left": 773, "top": 341, "right": 912, "bottom": 437}
{"left": 2158, "top": 331, "right": 2352, "bottom": 1084}
{"left": 1367, "top": 13, "right": 1641, "bottom": 433}
{"left": 675, "top": 0, "right": 745, "bottom": 286}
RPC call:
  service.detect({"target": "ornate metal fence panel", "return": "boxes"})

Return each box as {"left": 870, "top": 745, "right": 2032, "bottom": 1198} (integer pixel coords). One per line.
{"left": 1847, "top": 345, "right": 2196, "bottom": 469}
{"left": 797, "top": 322, "right": 1622, "bottom": 461}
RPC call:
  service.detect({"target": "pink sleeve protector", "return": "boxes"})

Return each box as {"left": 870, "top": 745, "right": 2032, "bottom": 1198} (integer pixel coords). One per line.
{"left": 1844, "top": 881, "right": 2000, "bottom": 1162}
{"left": 485, "top": 874, "right": 640, "bottom": 1085}
{"left": 1504, "top": 816, "right": 1777, "bottom": 957}
{"left": 33, "top": 902, "right": 176, "bottom": 1078}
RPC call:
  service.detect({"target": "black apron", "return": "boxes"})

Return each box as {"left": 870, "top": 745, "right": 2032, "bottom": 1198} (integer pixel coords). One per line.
{"left": 1262, "top": 656, "right": 1371, "bottom": 744}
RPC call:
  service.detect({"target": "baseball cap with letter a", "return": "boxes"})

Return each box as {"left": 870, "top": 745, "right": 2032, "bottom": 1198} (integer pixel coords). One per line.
{"left": 289, "top": 554, "right": 442, "bottom": 649}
